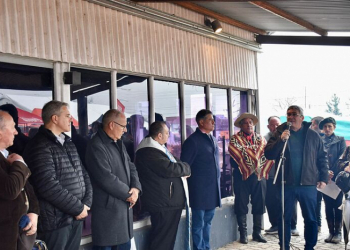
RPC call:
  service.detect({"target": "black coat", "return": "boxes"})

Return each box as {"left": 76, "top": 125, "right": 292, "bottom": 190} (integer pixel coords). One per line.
{"left": 85, "top": 128, "right": 142, "bottom": 246}
{"left": 23, "top": 126, "right": 92, "bottom": 232}
{"left": 265, "top": 122, "right": 329, "bottom": 186}
{"left": 320, "top": 134, "right": 346, "bottom": 180}
{"left": 135, "top": 144, "right": 191, "bottom": 212}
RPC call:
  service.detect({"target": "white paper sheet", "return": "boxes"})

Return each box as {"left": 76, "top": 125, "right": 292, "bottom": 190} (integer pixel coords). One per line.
{"left": 317, "top": 180, "right": 341, "bottom": 200}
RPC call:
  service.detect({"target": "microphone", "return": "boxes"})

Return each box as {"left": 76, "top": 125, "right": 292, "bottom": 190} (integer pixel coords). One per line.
{"left": 282, "top": 122, "right": 292, "bottom": 142}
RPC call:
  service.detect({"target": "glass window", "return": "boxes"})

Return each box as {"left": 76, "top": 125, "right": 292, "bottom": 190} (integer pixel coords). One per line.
{"left": 70, "top": 68, "right": 111, "bottom": 236}
{"left": 0, "top": 62, "right": 53, "bottom": 141}
{"left": 232, "top": 90, "right": 242, "bottom": 134}
{"left": 154, "top": 80, "right": 181, "bottom": 158}
{"left": 210, "top": 88, "right": 231, "bottom": 198}
{"left": 117, "top": 74, "right": 149, "bottom": 162}
{"left": 184, "top": 84, "right": 206, "bottom": 138}
{"left": 70, "top": 68, "right": 110, "bottom": 140}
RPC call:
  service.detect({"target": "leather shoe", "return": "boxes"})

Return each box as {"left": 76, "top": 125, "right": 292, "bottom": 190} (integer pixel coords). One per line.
{"left": 252, "top": 231, "right": 267, "bottom": 243}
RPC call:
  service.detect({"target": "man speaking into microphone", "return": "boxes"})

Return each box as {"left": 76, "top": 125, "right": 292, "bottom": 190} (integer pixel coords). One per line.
{"left": 265, "top": 105, "right": 328, "bottom": 250}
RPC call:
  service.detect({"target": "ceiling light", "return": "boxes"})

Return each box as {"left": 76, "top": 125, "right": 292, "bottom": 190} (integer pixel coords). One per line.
{"left": 205, "top": 17, "right": 223, "bottom": 34}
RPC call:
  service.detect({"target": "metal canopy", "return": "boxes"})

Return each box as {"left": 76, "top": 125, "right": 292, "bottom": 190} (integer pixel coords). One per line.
{"left": 132, "top": 0, "right": 350, "bottom": 44}
{"left": 194, "top": 1, "right": 350, "bottom": 34}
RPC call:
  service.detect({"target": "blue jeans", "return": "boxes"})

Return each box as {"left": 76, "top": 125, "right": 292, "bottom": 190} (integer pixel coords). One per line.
{"left": 192, "top": 209, "right": 215, "bottom": 250}
{"left": 92, "top": 240, "right": 131, "bottom": 250}
{"left": 278, "top": 186, "right": 318, "bottom": 250}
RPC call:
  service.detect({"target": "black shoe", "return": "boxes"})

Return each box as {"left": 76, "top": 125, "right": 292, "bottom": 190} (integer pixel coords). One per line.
{"left": 291, "top": 228, "right": 299, "bottom": 236}
{"left": 331, "top": 233, "right": 342, "bottom": 244}
{"left": 252, "top": 231, "right": 267, "bottom": 243}
{"left": 237, "top": 215, "right": 248, "bottom": 244}
{"left": 239, "top": 233, "right": 248, "bottom": 244}
{"left": 252, "top": 214, "right": 267, "bottom": 243}
{"left": 265, "top": 225, "right": 278, "bottom": 234}
{"left": 324, "top": 233, "right": 333, "bottom": 243}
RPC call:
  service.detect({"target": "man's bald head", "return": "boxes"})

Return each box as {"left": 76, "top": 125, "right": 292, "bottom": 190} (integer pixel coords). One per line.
{"left": 0, "top": 111, "right": 18, "bottom": 150}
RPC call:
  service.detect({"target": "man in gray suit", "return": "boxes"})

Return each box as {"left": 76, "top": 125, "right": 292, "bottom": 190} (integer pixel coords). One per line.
{"left": 85, "top": 109, "right": 142, "bottom": 250}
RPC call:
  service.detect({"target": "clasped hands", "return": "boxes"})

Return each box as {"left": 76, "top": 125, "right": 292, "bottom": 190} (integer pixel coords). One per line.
{"left": 126, "top": 188, "right": 140, "bottom": 208}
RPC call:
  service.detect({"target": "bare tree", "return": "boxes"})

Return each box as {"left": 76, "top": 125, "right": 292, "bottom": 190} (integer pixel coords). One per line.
{"left": 272, "top": 97, "right": 297, "bottom": 112}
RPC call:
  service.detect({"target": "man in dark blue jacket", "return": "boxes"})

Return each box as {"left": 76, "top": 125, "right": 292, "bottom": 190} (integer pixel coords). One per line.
{"left": 265, "top": 105, "right": 328, "bottom": 250}
{"left": 181, "top": 109, "right": 221, "bottom": 250}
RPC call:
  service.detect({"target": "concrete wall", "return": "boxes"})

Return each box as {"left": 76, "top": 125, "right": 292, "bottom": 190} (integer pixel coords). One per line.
{"left": 80, "top": 201, "right": 254, "bottom": 250}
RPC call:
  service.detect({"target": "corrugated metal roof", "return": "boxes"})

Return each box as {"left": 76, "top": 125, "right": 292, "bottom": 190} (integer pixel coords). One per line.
{"left": 195, "top": 1, "right": 350, "bottom": 33}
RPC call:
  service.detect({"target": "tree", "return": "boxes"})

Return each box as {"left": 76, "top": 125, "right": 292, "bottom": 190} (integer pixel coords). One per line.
{"left": 326, "top": 94, "right": 342, "bottom": 116}
{"left": 272, "top": 97, "right": 297, "bottom": 112}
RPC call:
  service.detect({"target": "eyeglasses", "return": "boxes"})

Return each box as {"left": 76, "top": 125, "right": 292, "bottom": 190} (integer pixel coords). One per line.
{"left": 286, "top": 113, "right": 301, "bottom": 117}
{"left": 113, "top": 121, "right": 127, "bottom": 129}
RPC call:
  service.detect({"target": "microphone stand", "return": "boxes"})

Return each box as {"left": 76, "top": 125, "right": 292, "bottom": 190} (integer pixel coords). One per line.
{"left": 273, "top": 124, "right": 291, "bottom": 250}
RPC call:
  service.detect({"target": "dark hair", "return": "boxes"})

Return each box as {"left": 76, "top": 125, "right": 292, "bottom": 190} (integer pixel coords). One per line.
{"left": 42, "top": 101, "right": 69, "bottom": 124}
{"left": 267, "top": 116, "right": 280, "bottom": 122}
{"left": 311, "top": 116, "right": 324, "bottom": 125}
{"left": 287, "top": 105, "right": 304, "bottom": 116}
{"left": 195, "top": 109, "right": 212, "bottom": 125}
{"left": 149, "top": 121, "right": 167, "bottom": 139}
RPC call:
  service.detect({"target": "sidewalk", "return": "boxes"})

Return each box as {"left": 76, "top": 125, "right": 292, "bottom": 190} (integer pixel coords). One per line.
{"left": 217, "top": 231, "right": 345, "bottom": 250}
{"left": 218, "top": 201, "right": 346, "bottom": 250}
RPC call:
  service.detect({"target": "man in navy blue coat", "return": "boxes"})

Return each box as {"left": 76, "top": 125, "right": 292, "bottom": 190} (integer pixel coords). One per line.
{"left": 181, "top": 109, "right": 221, "bottom": 250}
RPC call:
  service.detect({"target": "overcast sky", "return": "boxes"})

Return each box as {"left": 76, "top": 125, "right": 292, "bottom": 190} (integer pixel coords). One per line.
{"left": 257, "top": 32, "right": 350, "bottom": 135}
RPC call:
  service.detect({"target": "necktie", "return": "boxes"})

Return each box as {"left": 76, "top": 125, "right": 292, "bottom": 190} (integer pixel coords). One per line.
{"left": 209, "top": 134, "right": 215, "bottom": 145}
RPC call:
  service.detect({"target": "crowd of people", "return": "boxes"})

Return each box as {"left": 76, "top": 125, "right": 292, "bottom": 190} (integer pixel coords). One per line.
{"left": 1, "top": 101, "right": 350, "bottom": 250}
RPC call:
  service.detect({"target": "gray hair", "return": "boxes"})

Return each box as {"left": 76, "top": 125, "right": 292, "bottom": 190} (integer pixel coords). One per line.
{"left": 311, "top": 116, "right": 324, "bottom": 125}
{"left": 42, "top": 101, "right": 69, "bottom": 124}
{"left": 102, "top": 109, "right": 123, "bottom": 128}
{"left": 0, "top": 110, "right": 10, "bottom": 130}
{"left": 287, "top": 105, "right": 304, "bottom": 116}
{"left": 0, "top": 111, "right": 6, "bottom": 130}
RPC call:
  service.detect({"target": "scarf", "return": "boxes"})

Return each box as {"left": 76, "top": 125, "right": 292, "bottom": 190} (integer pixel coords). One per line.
{"left": 229, "top": 131, "right": 274, "bottom": 180}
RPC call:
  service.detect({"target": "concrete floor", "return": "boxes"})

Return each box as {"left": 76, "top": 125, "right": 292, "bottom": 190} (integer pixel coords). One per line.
{"left": 218, "top": 200, "right": 346, "bottom": 250}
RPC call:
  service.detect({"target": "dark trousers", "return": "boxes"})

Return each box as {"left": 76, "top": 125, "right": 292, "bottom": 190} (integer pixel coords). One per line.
{"left": 267, "top": 178, "right": 298, "bottom": 229}
{"left": 278, "top": 186, "right": 318, "bottom": 250}
{"left": 266, "top": 178, "right": 279, "bottom": 227}
{"left": 291, "top": 200, "right": 298, "bottom": 230}
{"left": 92, "top": 240, "right": 131, "bottom": 250}
{"left": 39, "top": 220, "right": 83, "bottom": 250}
{"left": 316, "top": 191, "right": 323, "bottom": 227}
{"left": 149, "top": 209, "right": 182, "bottom": 250}
{"left": 323, "top": 192, "right": 343, "bottom": 225}
{"left": 234, "top": 173, "right": 266, "bottom": 215}
{"left": 192, "top": 209, "right": 215, "bottom": 250}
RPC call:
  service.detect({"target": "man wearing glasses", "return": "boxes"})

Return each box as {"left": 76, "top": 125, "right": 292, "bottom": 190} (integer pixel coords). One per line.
{"left": 265, "top": 105, "right": 328, "bottom": 250}
{"left": 85, "top": 109, "right": 142, "bottom": 250}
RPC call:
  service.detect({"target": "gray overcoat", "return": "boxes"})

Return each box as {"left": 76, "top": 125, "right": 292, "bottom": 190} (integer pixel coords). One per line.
{"left": 85, "top": 128, "right": 142, "bottom": 246}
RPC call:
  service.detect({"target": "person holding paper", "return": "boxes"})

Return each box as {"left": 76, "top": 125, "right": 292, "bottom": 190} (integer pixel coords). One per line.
{"left": 319, "top": 117, "right": 346, "bottom": 244}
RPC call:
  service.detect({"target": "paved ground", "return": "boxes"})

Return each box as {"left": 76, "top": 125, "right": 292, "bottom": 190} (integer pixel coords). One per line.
{"left": 218, "top": 201, "right": 347, "bottom": 250}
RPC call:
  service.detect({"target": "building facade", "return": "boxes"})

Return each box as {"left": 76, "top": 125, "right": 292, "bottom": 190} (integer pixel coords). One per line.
{"left": 0, "top": 0, "right": 261, "bottom": 248}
